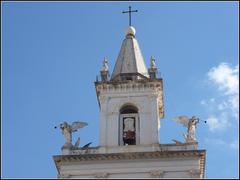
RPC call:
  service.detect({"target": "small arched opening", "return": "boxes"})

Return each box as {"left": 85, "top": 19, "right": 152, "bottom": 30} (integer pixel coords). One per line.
{"left": 119, "top": 104, "right": 139, "bottom": 146}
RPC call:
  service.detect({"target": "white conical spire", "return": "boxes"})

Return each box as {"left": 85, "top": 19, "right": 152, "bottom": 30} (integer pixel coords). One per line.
{"left": 111, "top": 26, "right": 149, "bottom": 80}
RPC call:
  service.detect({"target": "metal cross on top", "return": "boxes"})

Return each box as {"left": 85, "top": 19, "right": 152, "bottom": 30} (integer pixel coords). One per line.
{"left": 122, "top": 6, "right": 138, "bottom": 26}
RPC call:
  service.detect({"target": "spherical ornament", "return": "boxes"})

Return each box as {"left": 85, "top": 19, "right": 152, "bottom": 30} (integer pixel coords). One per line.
{"left": 125, "top": 26, "right": 136, "bottom": 36}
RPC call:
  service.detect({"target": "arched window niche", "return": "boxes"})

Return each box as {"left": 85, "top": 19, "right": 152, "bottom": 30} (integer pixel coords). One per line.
{"left": 119, "top": 104, "right": 140, "bottom": 146}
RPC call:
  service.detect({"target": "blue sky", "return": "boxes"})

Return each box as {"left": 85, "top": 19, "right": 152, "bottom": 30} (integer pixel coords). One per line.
{"left": 2, "top": 1, "right": 239, "bottom": 178}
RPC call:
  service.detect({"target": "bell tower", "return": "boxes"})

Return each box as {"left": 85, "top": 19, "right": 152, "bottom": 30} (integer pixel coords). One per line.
{"left": 95, "top": 26, "right": 164, "bottom": 148}
{"left": 53, "top": 8, "right": 206, "bottom": 178}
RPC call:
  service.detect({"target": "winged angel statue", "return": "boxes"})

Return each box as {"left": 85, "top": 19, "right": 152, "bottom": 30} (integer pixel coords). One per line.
{"left": 57, "top": 121, "right": 88, "bottom": 148}
{"left": 172, "top": 116, "right": 200, "bottom": 143}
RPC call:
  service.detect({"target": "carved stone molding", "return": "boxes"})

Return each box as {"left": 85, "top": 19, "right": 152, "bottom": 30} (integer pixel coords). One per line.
{"left": 189, "top": 169, "right": 201, "bottom": 178}
{"left": 99, "top": 95, "right": 106, "bottom": 104}
{"left": 96, "top": 81, "right": 163, "bottom": 94}
{"left": 54, "top": 150, "right": 206, "bottom": 162}
{"left": 94, "top": 172, "right": 109, "bottom": 178}
{"left": 148, "top": 94, "right": 158, "bottom": 101}
{"left": 58, "top": 173, "right": 70, "bottom": 178}
{"left": 150, "top": 170, "right": 165, "bottom": 178}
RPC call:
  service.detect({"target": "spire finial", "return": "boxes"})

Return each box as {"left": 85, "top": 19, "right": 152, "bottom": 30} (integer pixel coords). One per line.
{"left": 122, "top": 6, "right": 138, "bottom": 26}
{"left": 125, "top": 26, "right": 136, "bottom": 37}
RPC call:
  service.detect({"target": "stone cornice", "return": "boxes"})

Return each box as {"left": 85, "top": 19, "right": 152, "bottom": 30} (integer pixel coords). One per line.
{"left": 53, "top": 150, "right": 206, "bottom": 177}
{"left": 95, "top": 78, "right": 163, "bottom": 86}
{"left": 95, "top": 79, "right": 163, "bottom": 95}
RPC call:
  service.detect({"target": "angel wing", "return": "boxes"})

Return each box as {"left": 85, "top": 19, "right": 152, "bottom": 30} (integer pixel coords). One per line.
{"left": 71, "top": 121, "right": 88, "bottom": 132}
{"left": 74, "top": 137, "right": 80, "bottom": 147}
{"left": 81, "top": 142, "right": 92, "bottom": 150}
{"left": 172, "top": 116, "right": 189, "bottom": 127}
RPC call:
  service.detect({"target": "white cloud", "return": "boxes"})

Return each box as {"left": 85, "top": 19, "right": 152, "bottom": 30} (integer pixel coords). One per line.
{"left": 204, "top": 138, "right": 239, "bottom": 150}
{"left": 229, "top": 94, "right": 239, "bottom": 118}
{"left": 230, "top": 140, "right": 239, "bottom": 150}
{"left": 207, "top": 63, "right": 239, "bottom": 118}
{"left": 200, "top": 100, "right": 206, "bottom": 105}
{"left": 201, "top": 62, "right": 239, "bottom": 132}
{"left": 207, "top": 63, "right": 239, "bottom": 95}
{"left": 205, "top": 113, "right": 230, "bottom": 132}
{"left": 217, "top": 101, "right": 228, "bottom": 111}
{"left": 205, "top": 138, "right": 225, "bottom": 146}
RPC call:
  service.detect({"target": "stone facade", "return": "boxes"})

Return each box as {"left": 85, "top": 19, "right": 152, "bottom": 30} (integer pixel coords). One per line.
{"left": 53, "top": 145, "right": 206, "bottom": 178}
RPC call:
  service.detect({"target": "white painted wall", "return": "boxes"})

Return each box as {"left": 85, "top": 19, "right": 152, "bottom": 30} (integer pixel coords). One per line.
{"left": 99, "top": 87, "right": 162, "bottom": 147}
